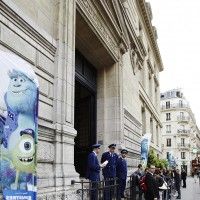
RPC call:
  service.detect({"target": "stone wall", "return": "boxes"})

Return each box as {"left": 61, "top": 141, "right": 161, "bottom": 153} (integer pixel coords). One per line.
{"left": 0, "top": 0, "right": 164, "bottom": 198}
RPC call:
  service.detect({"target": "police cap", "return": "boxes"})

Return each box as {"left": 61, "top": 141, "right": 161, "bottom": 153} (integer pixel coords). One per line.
{"left": 121, "top": 149, "right": 128, "bottom": 154}
{"left": 108, "top": 144, "right": 116, "bottom": 148}
{"left": 92, "top": 144, "right": 101, "bottom": 149}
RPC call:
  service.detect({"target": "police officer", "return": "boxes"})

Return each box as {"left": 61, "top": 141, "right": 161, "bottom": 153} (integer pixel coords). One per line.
{"left": 101, "top": 144, "right": 118, "bottom": 200}
{"left": 87, "top": 144, "right": 107, "bottom": 200}
{"left": 116, "top": 149, "right": 128, "bottom": 199}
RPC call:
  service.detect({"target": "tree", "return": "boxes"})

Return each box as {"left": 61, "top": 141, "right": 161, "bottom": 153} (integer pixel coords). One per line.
{"left": 147, "top": 149, "right": 168, "bottom": 169}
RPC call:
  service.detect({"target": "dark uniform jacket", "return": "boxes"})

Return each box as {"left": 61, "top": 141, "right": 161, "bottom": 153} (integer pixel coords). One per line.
{"left": 116, "top": 157, "right": 127, "bottom": 179}
{"left": 181, "top": 171, "right": 187, "bottom": 180}
{"left": 174, "top": 172, "right": 181, "bottom": 187}
{"left": 87, "top": 152, "right": 100, "bottom": 181}
{"left": 145, "top": 172, "right": 159, "bottom": 200}
{"left": 101, "top": 152, "right": 118, "bottom": 178}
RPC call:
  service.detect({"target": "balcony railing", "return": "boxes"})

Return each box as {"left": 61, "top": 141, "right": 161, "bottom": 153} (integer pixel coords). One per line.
{"left": 161, "top": 103, "right": 189, "bottom": 110}
{"left": 177, "top": 143, "right": 190, "bottom": 149}
{"left": 177, "top": 129, "right": 190, "bottom": 136}
{"left": 177, "top": 115, "right": 190, "bottom": 123}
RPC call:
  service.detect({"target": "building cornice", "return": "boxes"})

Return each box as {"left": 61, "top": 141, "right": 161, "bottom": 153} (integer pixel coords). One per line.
{"left": 120, "top": 2, "right": 147, "bottom": 61}
{"left": 136, "top": 0, "right": 164, "bottom": 72}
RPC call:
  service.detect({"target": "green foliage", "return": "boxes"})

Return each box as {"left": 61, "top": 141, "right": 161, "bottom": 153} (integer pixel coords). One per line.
{"left": 147, "top": 149, "right": 168, "bottom": 169}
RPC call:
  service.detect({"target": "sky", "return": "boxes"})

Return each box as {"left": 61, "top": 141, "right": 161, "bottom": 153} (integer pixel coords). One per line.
{"left": 149, "top": 0, "right": 200, "bottom": 127}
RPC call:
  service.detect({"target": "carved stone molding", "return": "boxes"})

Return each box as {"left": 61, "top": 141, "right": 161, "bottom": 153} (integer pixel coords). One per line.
{"left": 136, "top": 0, "right": 164, "bottom": 72}
{"left": 147, "top": 59, "right": 154, "bottom": 74}
{"left": 124, "top": 108, "right": 142, "bottom": 128}
{"left": 130, "top": 46, "right": 144, "bottom": 74}
{"left": 154, "top": 75, "right": 159, "bottom": 87}
{"left": 76, "top": 0, "right": 119, "bottom": 61}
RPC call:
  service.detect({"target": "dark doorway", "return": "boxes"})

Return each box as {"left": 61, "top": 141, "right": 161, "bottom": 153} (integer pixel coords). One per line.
{"left": 74, "top": 50, "right": 97, "bottom": 177}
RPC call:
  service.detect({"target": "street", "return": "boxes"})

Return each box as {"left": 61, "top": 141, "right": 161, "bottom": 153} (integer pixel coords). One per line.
{"left": 174, "top": 177, "right": 200, "bottom": 200}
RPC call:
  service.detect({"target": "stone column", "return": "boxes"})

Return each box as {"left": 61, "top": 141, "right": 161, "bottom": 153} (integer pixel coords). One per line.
{"left": 97, "top": 61, "right": 123, "bottom": 151}
{"left": 53, "top": 0, "right": 78, "bottom": 196}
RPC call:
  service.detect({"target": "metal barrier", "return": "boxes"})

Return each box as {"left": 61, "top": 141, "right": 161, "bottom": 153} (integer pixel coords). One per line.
{"left": 72, "top": 176, "right": 173, "bottom": 200}
{"left": 71, "top": 178, "right": 119, "bottom": 200}
{"left": 124, "top": 176, "right": 143, "bottom": 200}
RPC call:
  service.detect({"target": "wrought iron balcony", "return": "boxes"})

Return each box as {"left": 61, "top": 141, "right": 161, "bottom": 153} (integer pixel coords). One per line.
{"left": 161, "top": 103, "right": 189, "bottom": 111}
{"left": 177, "top": 143, "right": 190, "bottom": 150}
{"left": 177, "top": 115, "right": 190, "bottom": 123}
{"left": 177, "top": 129, "right": 190, "bottom": 136}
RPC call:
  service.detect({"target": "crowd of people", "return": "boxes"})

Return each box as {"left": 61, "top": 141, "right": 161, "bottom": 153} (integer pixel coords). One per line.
{"left": 132, "top": 165, "right": 185, "bottom": 200}
{"left": 86, "top": 143, "right": 198, "bottom": 200}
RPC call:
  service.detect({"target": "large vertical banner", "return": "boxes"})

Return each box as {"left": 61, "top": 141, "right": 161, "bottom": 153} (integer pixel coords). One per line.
{"left": 167, "top": 151, "right": 176, "bottom": 168}
{"left": 140, "top": 133, "right": 152, "bottom": 168}
{"left": 0, "top": 50, "right": 39, "bottom": 200}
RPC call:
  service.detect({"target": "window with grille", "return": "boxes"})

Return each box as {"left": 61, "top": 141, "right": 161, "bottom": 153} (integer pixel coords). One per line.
{"left": 166, "top": 113, "right": 171, "bottom": 121}
{"left": 166, "top": 125, "right": 171, "bottom": 133}
{"left": 181, "top": 138, "right": 185, "bottom": 146}
{"left": 166, "top": 138, "right": 171, "bottom": 147}
{"left": 166, "top": 101, "right": 170, "bottom": 109}
{"left": 181, "top": 152, "right": 186, "bottom": 159}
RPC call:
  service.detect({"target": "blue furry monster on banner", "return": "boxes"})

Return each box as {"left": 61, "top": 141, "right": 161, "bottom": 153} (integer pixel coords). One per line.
{"left": 140, "top": 133, "right": 152, "bottom": 168}
{"left": 167, "top": 152, "right": 176, "bottom": 168}
{"left": 0, "top": 50, "right": 39, "bottom": 200}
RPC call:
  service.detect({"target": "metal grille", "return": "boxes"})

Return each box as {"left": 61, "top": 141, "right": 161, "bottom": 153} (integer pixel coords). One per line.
{"left": 71, "top": 178, "right": 119, "bottom": 200}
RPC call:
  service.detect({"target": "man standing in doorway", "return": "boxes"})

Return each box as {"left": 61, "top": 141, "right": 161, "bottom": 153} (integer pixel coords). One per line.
{"left": 101, "top": 144, "right": 118, "bottom": 200}
{"left": 116, "top": 149, "right": 128, "bottom": 199}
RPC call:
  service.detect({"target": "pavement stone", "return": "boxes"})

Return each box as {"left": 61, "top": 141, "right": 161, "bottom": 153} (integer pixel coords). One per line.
{"left": 178, "top": 177, "right": 200, "bottom": 200}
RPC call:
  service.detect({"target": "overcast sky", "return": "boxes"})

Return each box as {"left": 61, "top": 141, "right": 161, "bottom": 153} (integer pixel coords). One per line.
{"left": 149, "top": 0, "right": 200, "bottom": 127}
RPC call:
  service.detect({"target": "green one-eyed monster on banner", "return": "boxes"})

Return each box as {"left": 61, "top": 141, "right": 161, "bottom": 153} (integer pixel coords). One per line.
{"left": 0, "top": 50, "right": 39, "bottom": 200}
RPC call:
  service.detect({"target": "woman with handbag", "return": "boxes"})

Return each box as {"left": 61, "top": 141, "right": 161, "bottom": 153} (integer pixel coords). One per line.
{"left": 154, "top": 169, "right": 166, "bottom": 200}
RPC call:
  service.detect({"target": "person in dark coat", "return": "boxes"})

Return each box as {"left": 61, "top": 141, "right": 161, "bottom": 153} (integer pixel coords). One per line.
{"left": 144, "top": 165, "right": 158, "bottom": 200}
{"left": 181, "top": 169, "right": 187, "bottom": 188}
{"left": 101, "top": 144, "right": 118, "bottom": 200}
{"left": 154, "top": 169, "right": 164, "bottom": 199}
{"left": 174, "top": 169, "right": 181, "bottom": 199}
{"left": 131, "top": 164, "right": 144, "bottom": 200}
{"left": 116, "top": 149, "right": 128, "bottom": 199}
{"left": 135, "top": 164, "right": 144, "bottom": 200}
{"left": 87, "top": 144, "right": 106, "bottom": 200}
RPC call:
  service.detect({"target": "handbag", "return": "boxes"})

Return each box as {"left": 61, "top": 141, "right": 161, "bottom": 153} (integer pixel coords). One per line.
{"left": 159, "top": 180, "right": 168, "bottom": 190}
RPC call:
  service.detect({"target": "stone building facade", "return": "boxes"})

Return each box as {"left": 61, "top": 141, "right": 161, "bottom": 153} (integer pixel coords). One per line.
{"left": 0, "top": 0, "right": 163, "bottom": 198}
{"left": 161, "top": 89, "right": 199, "bottom": 175}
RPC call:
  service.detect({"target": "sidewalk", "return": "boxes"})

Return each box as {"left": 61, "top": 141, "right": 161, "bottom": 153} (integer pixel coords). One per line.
{"left": 180, "top": 177, "right": 200, "bottom": 200}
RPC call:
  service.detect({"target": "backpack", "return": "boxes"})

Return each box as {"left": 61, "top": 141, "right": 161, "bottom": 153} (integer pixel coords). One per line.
{"left": 139, "top": 175, "right": 147, "bottom": 192}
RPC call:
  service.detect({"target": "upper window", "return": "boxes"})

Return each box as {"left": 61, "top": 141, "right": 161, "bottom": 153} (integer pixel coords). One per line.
{"left": 181, "top": 138, "right": 185, "bottom": 146}
{"left": 166, "top": 101, "right": 170, "bottom": 109}
{"left": 176, "top": 91, "right": 181, "bottom": 97}
{"left": 181, "top": 152, "right": 186, "bottom": 159}
{"left": 166, "top": 113, "right": 171, "bottom": 121}
{"left": 180, "top": 112, "right": 184, "bottom": 118}
{"left": 179, "top": 100, "right": 183, "bottom": 108}
{"left": 166, "top": 138, "right": 171, "bottom": 147}
{"left": 166, "top": 125, "right": 171, "bottom": 133}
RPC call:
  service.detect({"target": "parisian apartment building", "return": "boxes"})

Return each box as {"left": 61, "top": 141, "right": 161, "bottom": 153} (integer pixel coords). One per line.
{"left": 0, "top": 0, "right": 164, "bottom": 198}
{"left": 161, "top": 89, "right": 200, "bottom": 175}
